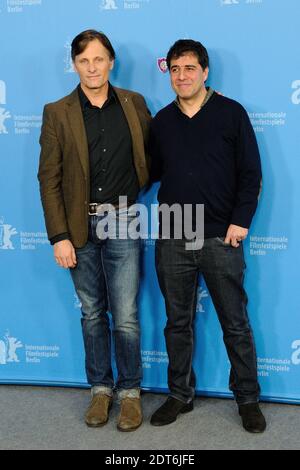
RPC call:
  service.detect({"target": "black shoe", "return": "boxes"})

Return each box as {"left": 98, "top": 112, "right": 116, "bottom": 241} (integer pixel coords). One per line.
{"left": 150, "top": 397, "right": 193, "bottom": 426}
{"left": 239, "top": 403, "right": 266, "bottom": 433}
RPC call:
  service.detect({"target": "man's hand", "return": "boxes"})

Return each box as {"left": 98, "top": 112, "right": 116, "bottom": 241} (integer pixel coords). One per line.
{"left": 54, "top": 240, "right": 77, "bottom": 269}
{"left": 225, "top": 224, "right": 248, "bottom": 248}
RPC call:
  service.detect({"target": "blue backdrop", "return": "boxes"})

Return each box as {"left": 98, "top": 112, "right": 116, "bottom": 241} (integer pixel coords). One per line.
{"left": 0, "top": 0, "right": 299, "bottom": 403}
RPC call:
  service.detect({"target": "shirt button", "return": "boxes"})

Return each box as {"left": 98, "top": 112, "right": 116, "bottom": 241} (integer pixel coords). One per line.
{"left": 98, "top": 188, "right": 103, "bottom": 192}
{"left": 103, "top": 148, "right": 107, "bottom": 153}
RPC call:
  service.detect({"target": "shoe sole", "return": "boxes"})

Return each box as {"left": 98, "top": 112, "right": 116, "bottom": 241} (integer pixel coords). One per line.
{"left": 117, "top": 421, "right": 143, "bottom": 432}
{"left": 86, "top": 420, "right": 109, "bottom": 428}
{"left": 243, "top": 424, "right": 267, "bottom": 434}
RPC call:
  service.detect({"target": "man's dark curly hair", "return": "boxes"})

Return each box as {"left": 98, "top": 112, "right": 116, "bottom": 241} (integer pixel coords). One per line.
{"left": 167, "top": 39, "right": 209, "bottom": 71}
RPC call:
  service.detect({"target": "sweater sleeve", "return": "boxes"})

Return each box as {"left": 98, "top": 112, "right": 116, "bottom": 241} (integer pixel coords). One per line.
{"left": 230, "top": 106, "right": 262, "bottom": 228}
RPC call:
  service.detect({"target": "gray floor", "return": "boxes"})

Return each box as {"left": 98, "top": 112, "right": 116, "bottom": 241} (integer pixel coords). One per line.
{"left": 0, "top": 385, "right": 299, "bottom": 450}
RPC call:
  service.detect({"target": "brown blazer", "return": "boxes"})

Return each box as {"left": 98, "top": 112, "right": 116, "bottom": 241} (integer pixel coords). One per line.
{"left": 38, "top": 86, "right": 151, "bottom": 248}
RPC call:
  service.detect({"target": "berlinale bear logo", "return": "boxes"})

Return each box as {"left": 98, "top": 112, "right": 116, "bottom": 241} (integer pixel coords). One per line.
{"left": 291, "top": 80, "right": 300, "bottom": 105}
{"left": 0, "top": 80, "right": 11, "bottom": 134}
{"left": 221, "top": 0, "right": 239, "bottom": 4}
{"left": 64, "top": 40, "right": 75, "bottom": 74}
{"left": 0, "top": 332, "right": 23, "bottom": 365}
{"left": 0, "top": 216, "right": 18, "bottom": 250}
{"left": 196, "top": 286, "right": 209, "bottom": 313}
{"left": 101, "top": 0, "right": 118, "bottom": 9}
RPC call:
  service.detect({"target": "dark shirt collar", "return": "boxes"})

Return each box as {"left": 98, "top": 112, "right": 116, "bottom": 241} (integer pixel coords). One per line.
{"left": 174, "top": 86, "right": 214, "bottom": 112}
{"left": 78, "top": 82, "right": 116, "bottom": 109}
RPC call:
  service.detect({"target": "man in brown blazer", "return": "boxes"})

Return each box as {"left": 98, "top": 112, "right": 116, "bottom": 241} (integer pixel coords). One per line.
{"left": 38, "top": 30, "right": 151, "bottom": 432}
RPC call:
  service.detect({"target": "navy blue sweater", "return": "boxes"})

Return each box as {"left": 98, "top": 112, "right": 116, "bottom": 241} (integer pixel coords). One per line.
{"left": 150, "top": 91, "right": 262, "bottom": 238}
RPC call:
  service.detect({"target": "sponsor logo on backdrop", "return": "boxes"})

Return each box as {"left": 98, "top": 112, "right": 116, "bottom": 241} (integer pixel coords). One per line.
{"left": 249, "top": 235, "right": 288, "bottom": 257}
{"left": 0, "top": 108, "right": 11, "bottom": 134}
{"left": 0, "top": 330, "right": 60, "bottom": 365}
{"left": 221, "top": 0, "right": 239, "bottom": 5}
{"left": 2, "top": 0, "right": 42, "bottom": 14}
{"left": 100, "top": 0, "right": 150, "bottom": 11}
{"left": 257, "top": 341, "right": 300, "bottom": 377}
{"left": 0, "top": 332, "right": 23, "bottom": 365}
{"left": 0, "top": 80, "right": 6, "bottom": 104}
{"left": 142, "top": 350, "right": 168, "bottom": 369}
{"left": 157, "top": 58, "right": 168, "bottom": 74}
{"left": 19, "top": 231, "right": 50, "bottom": 250}
{"left": 74, "top": 294, "right": 82, "bottom": 310}
{"left": 13, "top": 114, "right": 42, "bottom": 135}
{"left": 291, "top": 340, "right": 300, "bottom": 365}
{"left": 291, "top": 80, "right": 300, "bottom": 105}
{"left": 0, "top": 79, "right": 42, "bottom": 135}
{"left": 221, "top": 0, "right": 263, "bottom": 5}
{"left": 64, "top": 39, "right": 75, "bottom": 74}
{"left": 100, "top": 0, "right": 118, "bottom": 9}
{"left": 196, "top": 286, "right": 209, "bottom": 314}
{"left": 0, "top": 217, "right": 49, "bottom": 251}
{"left": 0, "top": 80, "right": 11, "bottom": 134}
{"left": 248, "top": 111, "right": 287, "bottom": 133}
{"left": 0, "top": 217, "right": 18, "bottom": 250}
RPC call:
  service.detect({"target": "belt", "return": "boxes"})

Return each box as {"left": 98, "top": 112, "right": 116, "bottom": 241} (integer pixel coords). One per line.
{"left": 88, "top": 201, "right": 134, "bottom": 216}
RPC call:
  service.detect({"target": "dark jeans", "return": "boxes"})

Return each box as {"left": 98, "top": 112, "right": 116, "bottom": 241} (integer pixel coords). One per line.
{"left": 70, "top": 210, "right": 142, "bottom": 392}
{"left": 155, "top": 237, "right": 260, "bottom": 405}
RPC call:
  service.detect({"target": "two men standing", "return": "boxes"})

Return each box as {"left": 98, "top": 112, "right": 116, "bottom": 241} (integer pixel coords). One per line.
{"left": 39, "top": 31, "right": 265, "bottom": 433}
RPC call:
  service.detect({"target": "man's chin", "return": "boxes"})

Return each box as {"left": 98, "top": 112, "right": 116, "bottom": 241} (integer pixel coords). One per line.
{"left": 178, "top": 94, "right": 193, "bottom": 101}
{"left": 84, "top": 81, "right": 107, "bottom": 90}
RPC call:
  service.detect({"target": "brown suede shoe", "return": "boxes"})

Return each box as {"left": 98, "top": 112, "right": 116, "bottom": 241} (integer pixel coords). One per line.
{"left": 117, "top": 397, "right": 143, "bottom": 432}
{"left": 85, "top": 394, "right": 113, "bottom": 428}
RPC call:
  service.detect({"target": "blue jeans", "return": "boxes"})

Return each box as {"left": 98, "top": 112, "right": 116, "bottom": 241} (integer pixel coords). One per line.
{"left": 155, "top": 237, "right": 260, "bottom": 405}
{"left": 70, "top": 210, "right": 142, "bottom": 393}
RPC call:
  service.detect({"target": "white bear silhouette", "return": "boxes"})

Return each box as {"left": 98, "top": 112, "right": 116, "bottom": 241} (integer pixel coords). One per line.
{"left": 7, "top": 337, "right": 23, "bottom": 363}
{"left": 0, "top": 108, "right": 11, "bottom": 134}
{"left": 0, "top": 340, "right": 6, "bottom": 365}
{"left": 103, "top": 0, "right": 118, "bottom": 9}
{"left": 0, "top": 81, "right": 6, "bottom": 105}
{"left": 1, "top": 225, "right": 17, "bottom": 249}
{"left": 196, "top": 287, "right": 209, "bottom": 313}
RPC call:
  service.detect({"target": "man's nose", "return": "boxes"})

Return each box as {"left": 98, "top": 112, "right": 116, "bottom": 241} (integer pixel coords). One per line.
{"left": 87, "top": 62, "right": 96, "bottom": 72}
{"left": 178, "top": 69, "right": 186, "bottom": 80}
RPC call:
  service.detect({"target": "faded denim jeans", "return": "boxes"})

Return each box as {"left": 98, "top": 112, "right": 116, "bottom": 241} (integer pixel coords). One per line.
{"left": 71, "top": 208, "right": 142, "bottom": 398}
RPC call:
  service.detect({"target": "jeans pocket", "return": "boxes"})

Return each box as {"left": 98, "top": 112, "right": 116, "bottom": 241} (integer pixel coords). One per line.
{"left": 215, "top": 236, "right": 231, "bottom": 246}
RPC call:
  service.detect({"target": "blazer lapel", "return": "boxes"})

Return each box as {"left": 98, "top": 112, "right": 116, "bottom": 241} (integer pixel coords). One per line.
{"left": 66, "top": 89, "right": 89, "bottom": 178}
{"left": 114, "top": 88, "right": 145, "bottom": 163}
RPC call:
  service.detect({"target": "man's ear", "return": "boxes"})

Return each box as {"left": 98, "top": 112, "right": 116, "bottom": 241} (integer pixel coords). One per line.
{"left": 204, "top": 67, "right": 209, "bottom": 82}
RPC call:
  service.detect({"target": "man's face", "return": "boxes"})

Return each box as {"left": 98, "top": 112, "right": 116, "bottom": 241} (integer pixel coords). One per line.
{"left": 73, "top": 39, "right": 114, "bottom": 91}
{"left": 170, "top": 53, "right": 208, "bottom": 101}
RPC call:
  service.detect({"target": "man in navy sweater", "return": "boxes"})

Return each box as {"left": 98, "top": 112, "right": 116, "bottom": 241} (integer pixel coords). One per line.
{"left": 149, "top": 39, "right": 266, "bottom": 433}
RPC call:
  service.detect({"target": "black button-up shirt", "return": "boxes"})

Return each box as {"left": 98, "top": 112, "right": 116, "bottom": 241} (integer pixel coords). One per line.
{"left": 78, "top": 84, "right": 139, "bottom": 204}
{"left": 50, "top": 84, "right": 139, "bottom": 245}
